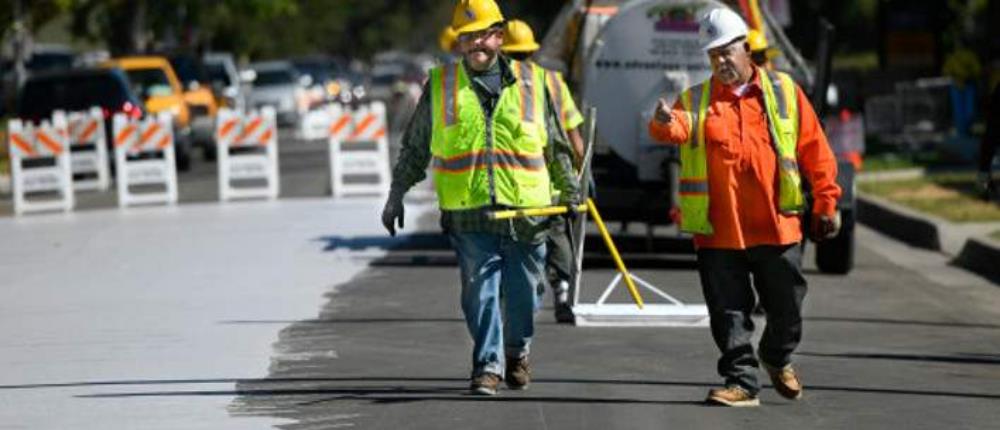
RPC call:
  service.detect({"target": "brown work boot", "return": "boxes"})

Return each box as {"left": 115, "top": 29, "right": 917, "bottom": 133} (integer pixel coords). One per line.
{"left": 706, "top": 386, "right": 760, "bottom": 407}
{"left": 470, "top": 373, "right": 501, "bottom": 396}
{"left": 505, "top": 356, "right": 531, "bottom": 390}
{"left": 762, "top": 362, "right": 803, "bottom": 400}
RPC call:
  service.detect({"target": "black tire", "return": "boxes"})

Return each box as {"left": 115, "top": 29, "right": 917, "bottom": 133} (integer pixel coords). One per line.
{"left": 203, "top": 145, "right": 217, "bottom": 162}
{"left": 176, "top": 149, "right": 192, "bottom": 172}
{"left": 815, "top": 210, "right": 855, "bottom": 274}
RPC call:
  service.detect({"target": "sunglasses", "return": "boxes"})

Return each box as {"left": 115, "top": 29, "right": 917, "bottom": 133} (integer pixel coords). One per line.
{"left": 458, "top": 26, "right": 503, "bottom": 44}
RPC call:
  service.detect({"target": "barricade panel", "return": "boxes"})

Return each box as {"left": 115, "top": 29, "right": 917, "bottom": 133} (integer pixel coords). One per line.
{"left": 7, "top": 113, "right": 75, "bottom": 215}
{"left": 216, "top": 106, "right": 279, "bottom": 201}
{"left": 113, "top": 112, "right": 178, "bottom": 207}
{"left": 66, "top": 107, "right": 110, "bottom": 191}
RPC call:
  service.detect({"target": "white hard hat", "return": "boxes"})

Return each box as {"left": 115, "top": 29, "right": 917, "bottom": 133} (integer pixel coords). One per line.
{"left": 698, "top": 7, "right": 749, "bottom": 51}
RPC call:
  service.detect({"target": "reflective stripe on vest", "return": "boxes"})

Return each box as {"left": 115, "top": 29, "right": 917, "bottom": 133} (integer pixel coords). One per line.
{"left": 677, "top": 68, "right": 804, "bottom": 235}
{"left": 678, "top": 82, "right": 713, "bottom": 235}
{"left": 759, "top": 70, "right": 805, "bottom": 214}
{"left": 428, "top": 60, "right": 551, "bottom": 210}
{"left": 545, "top": 69, "right": 584, "bottom": 131}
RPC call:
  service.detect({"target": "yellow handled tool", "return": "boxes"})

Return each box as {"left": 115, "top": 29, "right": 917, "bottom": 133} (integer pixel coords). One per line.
{"left": 584, "top": 198, "right": 645, "bottom": 308}
{"left": 487, "top": 204, "right": 588, "bottom": 220}
{"left": 486, "top": 199, "right": 645, "bottom": 309}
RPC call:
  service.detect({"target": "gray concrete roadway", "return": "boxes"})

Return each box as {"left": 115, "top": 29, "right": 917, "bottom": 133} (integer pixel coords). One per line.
{"left": 0, "top": 131, "right": 998, "bottom": 429}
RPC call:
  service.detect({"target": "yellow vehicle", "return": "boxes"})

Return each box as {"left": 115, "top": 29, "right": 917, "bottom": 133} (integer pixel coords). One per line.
{"left": 101, "top": 56, "right": 193, "bottom": 170}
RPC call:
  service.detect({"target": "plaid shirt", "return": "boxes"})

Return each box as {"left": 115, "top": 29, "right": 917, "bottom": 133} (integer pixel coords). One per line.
{"left": 390, "top": 56, "right": 580, "bottom": 243}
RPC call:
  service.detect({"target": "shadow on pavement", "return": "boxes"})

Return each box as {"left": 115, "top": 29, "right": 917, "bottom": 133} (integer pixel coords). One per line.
{"left": 797, "top": 351, "right": 1000, "bottom": 365}
{"left": 804, "top": 316, "right": 1000, "bottom": 330}
{"left": 68, "top": 376, "right": 1000, "bottom": 401}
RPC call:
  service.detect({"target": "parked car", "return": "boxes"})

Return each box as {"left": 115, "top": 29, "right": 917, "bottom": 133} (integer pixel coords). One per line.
{"left": 203, "top": 52, "right": 245, "bottom": 111}
{"left": 169, "top": 54, "right": 220, "bottom": 156}
{"left": 292, "top": 56, "right": 335, "bottom": 108}
{"left": 16, "top": 67, "right": 145, "bottom": 162}
{"left": 247, "top": 61, "right": 309, "bottom": 126}
{"left": 102, "top": 56, "right": 192, "bottom": 170}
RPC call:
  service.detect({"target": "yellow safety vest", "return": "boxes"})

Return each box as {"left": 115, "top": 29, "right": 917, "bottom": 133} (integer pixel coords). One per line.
{"left": 428, "top": 59, "right": 551, "bottom": 210}
{"left": 677, "top": 68, "right": 804, "bottom": 235}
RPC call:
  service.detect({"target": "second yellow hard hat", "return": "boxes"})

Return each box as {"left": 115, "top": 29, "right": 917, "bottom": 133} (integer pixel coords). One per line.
{"left": 501, "top": 20, "right": 540, "bottom": 53}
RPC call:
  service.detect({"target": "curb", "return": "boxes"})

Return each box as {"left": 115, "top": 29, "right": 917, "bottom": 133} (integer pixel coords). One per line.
{"left": 954, "top": 238, "right": 1000, "bottom": 284}
{"left": 857, "top": 192, "right": 1000, "bottom": 284}
{"left": 856, "top": 192, "right": 942, "bottom": 251}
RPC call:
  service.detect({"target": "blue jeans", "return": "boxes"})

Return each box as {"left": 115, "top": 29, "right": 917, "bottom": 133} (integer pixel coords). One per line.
{"left": 450, "top": 233, "right": 545, "bottom": 377}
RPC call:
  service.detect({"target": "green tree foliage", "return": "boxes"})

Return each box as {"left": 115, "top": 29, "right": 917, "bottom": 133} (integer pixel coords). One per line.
{"left": 4, "top": 0, "right": 568, "bottom": 60}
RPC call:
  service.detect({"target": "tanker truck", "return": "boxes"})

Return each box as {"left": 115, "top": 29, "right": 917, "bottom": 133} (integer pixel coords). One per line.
{"left": 536, "top": 0, "right": 855, "bottom": 274}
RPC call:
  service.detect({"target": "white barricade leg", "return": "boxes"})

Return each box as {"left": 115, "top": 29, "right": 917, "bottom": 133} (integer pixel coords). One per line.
{"left": 216, "top": 108, "right": 236, "bottom": 201}
{"left": 93, "top": 107, "right": 111, "bottom": 191}
{"left": 159, "top": 113, "right": 179, "bottom": 205}
{"left": 263, "top": 106, "right": 280, "bottom": 199}
{"left": 113, "top": 113, "right": 132, "bottom": 208}
{"left": 9, "top": 119, "right": 27, "bottom": 215}
{"left": 52, "top": 112, "right": 75, "bottom": 212}
{"left": 327, "top": 103, "right": 351, "bottom": 198}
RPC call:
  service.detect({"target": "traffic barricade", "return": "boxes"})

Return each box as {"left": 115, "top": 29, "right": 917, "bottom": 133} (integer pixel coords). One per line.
{"left": 66, "top": 107, "right": 110, "bottom": 191}
{"left": 112, "top": 112, "right": 178, "bottom": 207}
{"left": 297, "top": 106, "right": 331, "bottom": 141}
{"left": 215, "top": 106, "right": 280, "bottom": 201}
{"left": 327, "top": 101, "right": 391, "bottom": 198}
{"left": 7, "top": 113, "right": 75, "bottom": 215}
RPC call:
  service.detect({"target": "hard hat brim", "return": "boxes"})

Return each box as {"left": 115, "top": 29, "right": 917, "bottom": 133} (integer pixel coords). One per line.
{"left": 454, "top": 20, "right": 503, "bottom": 35}
{"left": 702, "top": 35, "right": 747, "bottom": 52}
{"left": 501, "top": 41, "right": 540, "bottom": 53}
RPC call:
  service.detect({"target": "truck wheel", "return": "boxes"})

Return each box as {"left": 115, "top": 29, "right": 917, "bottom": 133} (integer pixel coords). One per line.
{"left": 176, "top": 150, "right": 192, "bottom": 172}
{"left": 815, "top": 209, "right": 855, "bottom": 274}
{"left": 203, "top": 145, "right": 217, "bottom": 162}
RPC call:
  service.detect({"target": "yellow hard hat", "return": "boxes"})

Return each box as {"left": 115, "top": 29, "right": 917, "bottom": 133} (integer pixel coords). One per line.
{"left": 747, "top": 29, "right": 768, "bottom": 52}
{"left": 451, "top": 0, "right": 505, "bottom": 35}
{"left": 439, "top": 26, "right": 458, "bottom": 52}
{"left": 502, "top": 20, "right": 540, "bottom": 53}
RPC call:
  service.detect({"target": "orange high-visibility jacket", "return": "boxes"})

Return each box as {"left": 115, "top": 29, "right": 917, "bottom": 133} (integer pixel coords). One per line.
{"left": 649, "top": 71, "right": 841, "bottom": 250}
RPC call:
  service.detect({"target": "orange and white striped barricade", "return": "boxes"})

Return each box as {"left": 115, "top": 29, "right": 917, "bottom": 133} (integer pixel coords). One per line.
{"left": 7, "top": 113, "right": 75, "bottom": 215}
{"left": 215, "top": 106, "right": 279, "bottom": 201}
{"left": 112, "top": 112, "right": 178, "bottom": 207}
{"left": 66, "top": 107, "right": 110, "bottom": 191}
{"left": 327, "top": 101, "right": 391, "bottom": 198}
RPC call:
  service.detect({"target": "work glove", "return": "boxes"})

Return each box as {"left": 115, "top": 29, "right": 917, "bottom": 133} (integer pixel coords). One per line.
{"left": 810, "top": 210, "right": 841, "bottom": 241}
{"left": 380, "top": 191, "right": 405, "bottom": 236}
{"left": 560, "top": 193, "right": 584, "bottom": 221}
{"left": 653, "top": 98, "right": 673, "bottom": 124}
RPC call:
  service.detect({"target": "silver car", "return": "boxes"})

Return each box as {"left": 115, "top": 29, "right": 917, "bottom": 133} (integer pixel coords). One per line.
{"left": 247, "top": 61, "right": 309, "bottom": 126}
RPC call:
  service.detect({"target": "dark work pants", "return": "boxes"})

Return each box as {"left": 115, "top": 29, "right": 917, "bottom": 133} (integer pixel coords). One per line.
{"left": 696, "top": 244, "right": 807, "bottom": 395}
{"left": 544, "top": 216, "right": 574, "bottom": 286}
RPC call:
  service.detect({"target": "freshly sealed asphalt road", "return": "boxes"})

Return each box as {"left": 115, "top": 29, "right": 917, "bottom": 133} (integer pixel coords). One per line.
{"left": 1, "top": 131, "right": 998, "bottom": 429}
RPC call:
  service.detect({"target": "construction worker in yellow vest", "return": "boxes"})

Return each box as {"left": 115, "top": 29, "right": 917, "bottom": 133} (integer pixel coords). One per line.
{"left": 649, "top": 8, "right": 841, "bottom": 407}
{"left": 380, "top": 0, "right": 580, "bottom": 396}
{"left": 747, "top": 29, "right": 779, "bottom": 69}
{"left": 501, "top": 18, "right": 586, "bottom": 324}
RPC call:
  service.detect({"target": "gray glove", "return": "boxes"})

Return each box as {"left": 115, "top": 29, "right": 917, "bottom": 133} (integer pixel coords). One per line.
{"left": 810, "top": 210, "right": 841, "bottom": 241}
{"left": 381, "top": 192, "right": 405, "bottom": 236}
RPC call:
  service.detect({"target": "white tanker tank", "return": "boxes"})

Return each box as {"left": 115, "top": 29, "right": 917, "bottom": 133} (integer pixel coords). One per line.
{"left": 537, "top": 0, "right": 856, "bottom": 274}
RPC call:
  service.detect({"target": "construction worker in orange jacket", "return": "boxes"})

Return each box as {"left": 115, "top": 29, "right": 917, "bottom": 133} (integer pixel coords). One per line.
{"left": 648, "top": 8, "right": 841, "bottom": 407}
